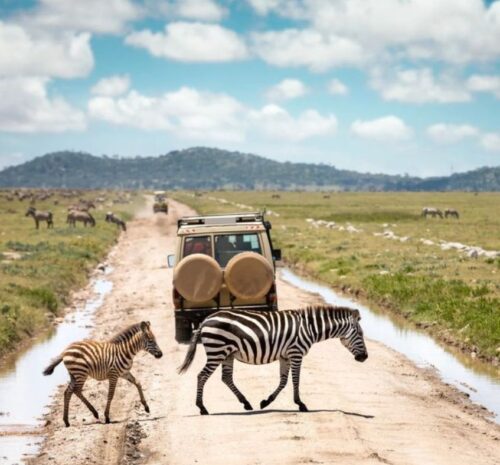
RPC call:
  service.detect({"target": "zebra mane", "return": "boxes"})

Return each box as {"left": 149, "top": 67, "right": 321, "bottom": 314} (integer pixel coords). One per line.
{"left": 303, "top": 305, "right": 356, "bottom": 315}
{"left": 109, "top": 323, "right": 143, "bottom": 343}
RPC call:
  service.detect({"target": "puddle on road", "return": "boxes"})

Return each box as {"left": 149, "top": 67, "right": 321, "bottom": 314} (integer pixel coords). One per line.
{"left": 281, "top": 269, "right": 500, "bottom": 423}
{"left": 0, "top": 274, "right": 113, "bottom": 465}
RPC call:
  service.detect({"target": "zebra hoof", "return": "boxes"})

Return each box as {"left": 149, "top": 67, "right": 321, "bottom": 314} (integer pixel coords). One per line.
{"left": 64, "top": 420, "right": 70, "bottom": 427}
{"left": 105, "top": 417, "right": 111, "bottom": 424}
{"left": 243, "top": 402, "right": 253, "bottom": 411}
{"left": 92, "top": 410, "right": 99, "bottom": 419}
{"left": 260, "top": 399, "right": 270, "bottom": 409}
{"left": 144, "top": 405, "right": 150, "bottom": 413}
{"left": 199, "top": 407, "right": 209, "bottom": 415}
{"left": 298, "top": 403, "right": 308, "bottom": 412}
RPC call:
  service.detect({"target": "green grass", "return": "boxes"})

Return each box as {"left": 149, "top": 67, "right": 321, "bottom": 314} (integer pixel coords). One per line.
{"left": 172, "top": 191, "right": 500, "bottom": 359}
{"left": 0, "top": 189, "right": 143, "bottom": 355}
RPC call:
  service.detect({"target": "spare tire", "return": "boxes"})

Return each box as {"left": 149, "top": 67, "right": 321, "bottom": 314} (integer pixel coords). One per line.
{"left": 225, "top": 252, "right": 274, "bottom": 300}
{"left": 174, "top": 254, "right": 223, "bottom": 303}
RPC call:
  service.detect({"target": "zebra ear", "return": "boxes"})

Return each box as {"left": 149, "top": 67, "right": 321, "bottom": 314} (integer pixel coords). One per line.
{"left": 352, "top": 309, "right": 361, "bottom": 321}
{"left": 140, "top": 321, "right": 148, "bottom": 331}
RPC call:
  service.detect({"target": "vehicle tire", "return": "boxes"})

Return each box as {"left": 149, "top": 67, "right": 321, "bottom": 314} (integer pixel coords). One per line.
{"left": 224, "top": 252, "right": 274, "bottom": 300}
{"left": 173, "top": 254, "right": 223, "bottom": 302}
{"left": 175, "top": 317, "right": 192, "bottom": 343}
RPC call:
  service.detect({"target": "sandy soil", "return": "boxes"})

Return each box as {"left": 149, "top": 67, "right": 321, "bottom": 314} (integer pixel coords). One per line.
{"left": 31, "top": 199, "right": 499, "bottom": 465}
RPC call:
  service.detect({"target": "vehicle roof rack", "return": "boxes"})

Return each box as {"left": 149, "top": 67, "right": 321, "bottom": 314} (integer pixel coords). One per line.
{"left": 178, "top": 212, "right": 265, "bottom": 228}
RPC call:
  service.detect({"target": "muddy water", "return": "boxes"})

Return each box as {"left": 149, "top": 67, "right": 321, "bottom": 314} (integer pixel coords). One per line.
{"left": 0, "top": 274, "right": 113, "bottom": 465}
{"left": 281, "top": 269, "right": 500, "bottom": 423}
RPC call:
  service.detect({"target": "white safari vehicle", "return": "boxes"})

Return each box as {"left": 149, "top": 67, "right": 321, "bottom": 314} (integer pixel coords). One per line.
{"left": 168, "top": 212, "right": 282, "bottom": 343}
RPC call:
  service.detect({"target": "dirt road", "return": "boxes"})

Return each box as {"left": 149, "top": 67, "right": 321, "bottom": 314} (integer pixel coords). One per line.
{"left": 32, "top": 200, "right": 499, "bottom": 465}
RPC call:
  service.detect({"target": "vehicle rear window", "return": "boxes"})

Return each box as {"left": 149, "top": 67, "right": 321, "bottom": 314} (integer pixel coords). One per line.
{"left": 214, "top": 233, "right": 262, "bottom": 267}
{"left": 183, "top": 236, "right": 212, "bottom": 257}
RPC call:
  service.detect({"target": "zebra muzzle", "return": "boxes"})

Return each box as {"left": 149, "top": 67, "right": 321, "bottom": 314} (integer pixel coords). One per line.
{"left": 355, "top": 353, "right": 368, "bottom": 362}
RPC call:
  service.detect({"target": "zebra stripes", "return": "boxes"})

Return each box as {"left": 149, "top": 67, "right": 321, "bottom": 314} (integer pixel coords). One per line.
{"left": 105, "top": 212, "right": 127, "bottom": 231}
{"left": 25, "top": 207, "right": 53, "bottom": 229}
{"left": 179, "top": 305, "right": 368, "bottom": 415}
{"left": 43, "top": 321, "right": 162, "bottom": 426}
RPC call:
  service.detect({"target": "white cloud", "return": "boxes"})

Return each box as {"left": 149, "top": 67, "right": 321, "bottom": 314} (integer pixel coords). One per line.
{"left": 427, "top": 124, "right": 479, "bottom": 144}
{"left": 0, "top": 21, "right": 93, "bottom": 78}
{"left": 252, "top": 28, "right": 366, "bottom": 71}
{"left": 89, "top": 86, "right": 245, "bottom": 141}
{"left": 125, "top": 22, "right": 248, "bottom": 62}
{"left": 466, "top": 74, "right": 500, "bottom": 99}
{"left": 426, "top": 122, "right": 500, "bottom": 154}
{"left": 351, "top": 116, "right": 412, "bottom": 142}
{"left": 18, "top": 0, "right": 141, "bottom": 34}
{"left": 173, "top": 0, "right": 226, "bottom": 21}
{"left": 0, "top": 77, "right": 86, "bottom": 133}
{"left": 247, "top": 0, "right": 281, "bottom": 15}
{"left": 250, "top": 104, "right": 337, "bottom": 142}
{"left": 480, "top": 133, "right": 500, "bottom": 152}
{"left": 91, "top": 75, "right": 130, "bottom": 97}
{"left": 370, "top": 68, "right": 471, "bottom": 104}
{"left": 89, "top": 84, "right": 338, "bottom": 143}
{"left": 327, "top": 78, "right": 348, "bottom": 95}
{"left": 246, "top": 0, "right": 305, "bottom": 17}
{"left": 144, "top": 0, "right": 227, "bottom": 21}
{"left": 266, "top": 78, "right": 308, "bottom": 101}
{"left": 248, "top": 0, "right": 500, "bottom": 66}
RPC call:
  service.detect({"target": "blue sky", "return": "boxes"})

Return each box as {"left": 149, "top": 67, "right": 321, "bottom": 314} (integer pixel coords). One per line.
{"left": 1, "top": 0, "right": 500, "bottom": 176}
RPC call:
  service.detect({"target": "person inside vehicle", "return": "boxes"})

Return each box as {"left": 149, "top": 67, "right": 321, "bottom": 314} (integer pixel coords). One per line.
{"left": 215, "top": 235, "right": 237, "bottom": 266}
{"left": 184, "top": 236, "right": 212, "bottom": 256}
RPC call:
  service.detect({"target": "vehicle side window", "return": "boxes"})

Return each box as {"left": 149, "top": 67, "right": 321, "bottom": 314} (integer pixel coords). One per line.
{"left": 183, "top": 236, "right": 212, "bottom": 257}
{"left": 215, "top": 233, "right": 262, "bottom": 267}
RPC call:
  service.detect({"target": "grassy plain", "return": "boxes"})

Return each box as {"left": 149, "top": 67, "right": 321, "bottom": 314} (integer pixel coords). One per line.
{"left": 173, "top": 191, "right": 500, "bottom": 360}
{"left": 0, "top": 190, "right": 142, "bottom": 356}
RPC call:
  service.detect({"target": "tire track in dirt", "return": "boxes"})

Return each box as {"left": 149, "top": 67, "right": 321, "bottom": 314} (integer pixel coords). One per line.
{"left": 31, "top": 199, "right": 499, "bottom": 465}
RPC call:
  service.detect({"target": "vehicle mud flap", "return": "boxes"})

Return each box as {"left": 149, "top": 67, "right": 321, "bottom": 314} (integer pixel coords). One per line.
{"left": 214, "top": 292, "right": 221, "bottom": 310}
{"left": 175, "top": 316, "right": 193, "bottom": 344}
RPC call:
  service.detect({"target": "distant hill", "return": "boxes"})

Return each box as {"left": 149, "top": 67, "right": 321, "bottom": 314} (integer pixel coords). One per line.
{"left": 0, "top": 148, "right": 498, "bottom": 191}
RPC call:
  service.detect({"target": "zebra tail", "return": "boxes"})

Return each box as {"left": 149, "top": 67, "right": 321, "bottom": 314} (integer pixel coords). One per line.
{"left": 178, "top": 329, "right": 202, "bottom": 374}
{"left": 43, "top": 355, "right": 63, "bottom": 376}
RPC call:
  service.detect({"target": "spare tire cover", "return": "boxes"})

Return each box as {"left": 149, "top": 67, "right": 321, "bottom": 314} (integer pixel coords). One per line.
{"left": 225, "top": 252, "right": 274, "bottom": 300}
{"left": 174, "top": 254, "right": 223, "bottom": 302}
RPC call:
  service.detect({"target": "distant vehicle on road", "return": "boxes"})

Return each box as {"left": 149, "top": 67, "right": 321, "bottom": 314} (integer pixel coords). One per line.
{"left": 153, "top": 191, "right": 168, "bottom": 214}
{"left": 154, "top": 191, "right": 167, "bottom": 202}
{"left": 153, "top": 202, "right": 168, "bottom": 214}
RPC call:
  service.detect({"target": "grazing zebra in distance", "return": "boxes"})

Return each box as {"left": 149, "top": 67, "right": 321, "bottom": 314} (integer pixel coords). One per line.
{"left": 178, "top": 306, "right": 368, "bottom": 415}
{"left": 67, "top": 210, "right": 95, "bottom": 227}
{"left": 421, "top": 207, "right": 443, "bottom": 218}
{"left": 68, "top": 200, "right": 96, "bottom": 212}
{"left": 25, "top": 206, "right": 54, "bottom": 229}
{"left": 444, "top": 208, "right": 460, "bottom": 219}
{"left": 43, "top": 321, "right": 163, "bottom": 426}
{"left": 105, "top": 212, "right": 127, "bottom": 231}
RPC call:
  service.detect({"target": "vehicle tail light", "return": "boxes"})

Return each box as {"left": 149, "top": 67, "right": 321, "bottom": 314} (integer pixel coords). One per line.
{"left": 267, "top": 284, "right": 277, "bottom": 306}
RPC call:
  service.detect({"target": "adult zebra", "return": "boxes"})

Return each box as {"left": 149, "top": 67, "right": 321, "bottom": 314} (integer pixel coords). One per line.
{"left": 43, "top": 321, "right": 163, "bottom": 426}
{"left": 178, "top": 306, "right": 368, "bottom": 415}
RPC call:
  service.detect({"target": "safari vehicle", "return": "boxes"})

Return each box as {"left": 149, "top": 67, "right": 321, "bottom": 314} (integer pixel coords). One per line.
{"left": 153, "top": 202, "right": 168, "bottom": 214}
{"left": 154, "top": 190, "right": 167, "bottom": 202}
{"left": 168, "top": 212, "right": 282, "bottom": 342}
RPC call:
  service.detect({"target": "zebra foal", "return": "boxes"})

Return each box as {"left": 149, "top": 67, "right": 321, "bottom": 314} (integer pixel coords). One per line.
{"left": 43, "top": 321, "right": 163, "bottom": 426}
{"left": 178, "top": 306, "right": 368, "bottom": 415}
